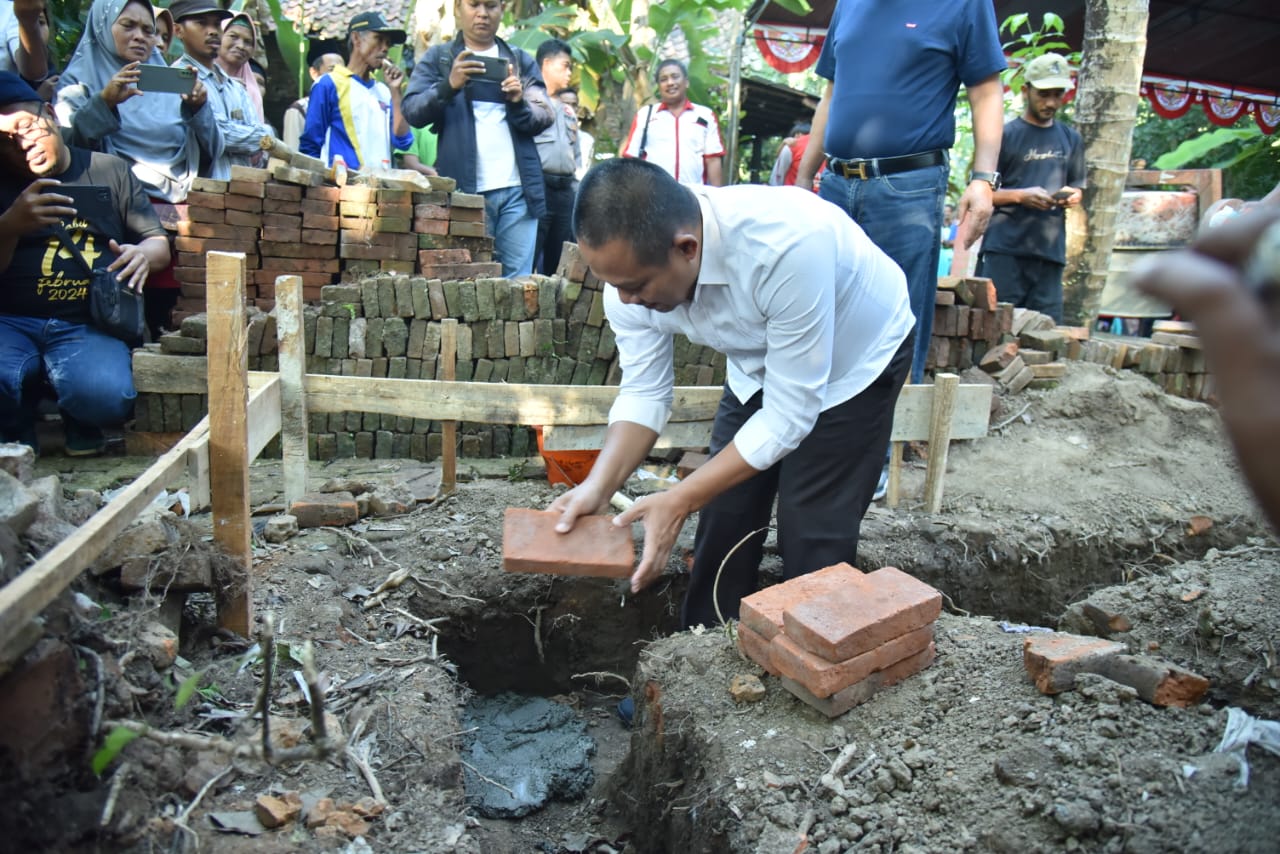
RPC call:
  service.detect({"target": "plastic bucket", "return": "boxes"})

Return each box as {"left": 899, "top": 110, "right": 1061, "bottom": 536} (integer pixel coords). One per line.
{"left": 534, "top": 426, "right": 600, "bottom": 486}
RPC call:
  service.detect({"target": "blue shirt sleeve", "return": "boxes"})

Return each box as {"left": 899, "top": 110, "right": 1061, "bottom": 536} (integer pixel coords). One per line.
{"left": 299, "top": 76, "right": 335, "bottom": 158}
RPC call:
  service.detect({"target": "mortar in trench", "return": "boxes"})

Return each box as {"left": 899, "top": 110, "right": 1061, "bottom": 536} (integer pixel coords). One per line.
{"left": 418, "top": 509, "right": 1257, "bottom": 839}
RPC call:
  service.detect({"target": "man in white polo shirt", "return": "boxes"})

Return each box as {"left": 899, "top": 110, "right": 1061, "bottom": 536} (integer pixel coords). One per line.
{"left": 550, "top": 157, "right": 914, "bottom": 628}
{"left": 621, "top": 59, "right": 725, "bottom": 187}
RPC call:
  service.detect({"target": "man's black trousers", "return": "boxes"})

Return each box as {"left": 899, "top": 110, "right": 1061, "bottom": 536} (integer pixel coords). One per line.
{"left": 681, "top": 335, "right": 913, "bottom": 630}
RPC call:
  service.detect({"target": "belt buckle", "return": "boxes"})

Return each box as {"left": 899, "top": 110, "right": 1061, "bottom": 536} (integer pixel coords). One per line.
{"left": 840, "top": 159, "right": 868, "bottom": 180}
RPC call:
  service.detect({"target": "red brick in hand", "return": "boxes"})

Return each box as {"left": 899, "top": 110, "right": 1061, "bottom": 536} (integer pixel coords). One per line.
{"left": 502, "top": 508, "right": 634, "bottom": 579}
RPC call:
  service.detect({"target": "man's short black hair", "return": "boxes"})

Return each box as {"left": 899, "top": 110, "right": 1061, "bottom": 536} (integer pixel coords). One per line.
{"left": 655, "top": 58, "right": 687, "bottom": 81}
{"left": 573, "top": 158, "right": 700, "bottom": 267}
{"left": 536, "top": 38, "right": 571, "bottom": 65}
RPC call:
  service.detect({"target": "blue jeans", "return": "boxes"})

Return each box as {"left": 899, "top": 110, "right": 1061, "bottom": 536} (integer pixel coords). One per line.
{"left": 819, "top": 162, "right": 949, "bottom": 384}
{"left": 484, "top": 185, "right": 538, "bottom": 278}
{"left": 0, "top": 316, "right": 136, "bottom": 436}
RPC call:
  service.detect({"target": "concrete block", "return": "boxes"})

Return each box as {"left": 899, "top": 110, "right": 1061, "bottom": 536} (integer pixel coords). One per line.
{"left": 502, "top": 508, "right": 634, "bottom": 578}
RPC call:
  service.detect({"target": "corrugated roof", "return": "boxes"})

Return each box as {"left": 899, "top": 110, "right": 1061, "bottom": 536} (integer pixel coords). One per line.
{"left": 278, "top": 0, "right": 414, "bottom": 42}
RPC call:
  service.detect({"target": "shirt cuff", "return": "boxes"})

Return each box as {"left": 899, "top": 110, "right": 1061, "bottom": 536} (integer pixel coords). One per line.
{"left": 733, "top": 412, "right": 789, "bottom": 471}
{"left": 608, "top": 394, "right": 670, "bottom": 436}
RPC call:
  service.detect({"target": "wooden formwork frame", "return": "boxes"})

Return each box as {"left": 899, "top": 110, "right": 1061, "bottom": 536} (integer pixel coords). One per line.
{"left": 0, "top": 257, "right": 993, "bottom": 660}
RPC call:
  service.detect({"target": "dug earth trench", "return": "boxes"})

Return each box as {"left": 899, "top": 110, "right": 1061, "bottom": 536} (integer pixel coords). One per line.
{"left": 3, "top": 360, "right": 1278, "bottom": 852}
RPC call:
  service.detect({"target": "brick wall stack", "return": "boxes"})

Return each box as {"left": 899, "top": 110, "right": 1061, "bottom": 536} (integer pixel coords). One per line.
{"left": 925, "top": 276, "right": 1015, "bottom": 374}
{"left": 736, "top": 563, "right": 942, "bottom": 717}
{"left": 168, "top": 162, "right": 495, "bottom": 324}
{"left": 133, "top": 243, "right": 728, "bottom": 460}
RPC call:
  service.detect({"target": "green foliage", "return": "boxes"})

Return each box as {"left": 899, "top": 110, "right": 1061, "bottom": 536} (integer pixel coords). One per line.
{"left": 1131, "top": 102, "right": 1280, "bottom": 201}
{"left": 173, "top": 668, "right": 205, "bottom": 710}
{"left": 91, "top": 726, "right": 139, "bottom": 776}
{"left": 999, "top": 12, "right": 1077, "bottom": 92}
{"left": 47, "top": 0, "right": 89, "bottom": 67}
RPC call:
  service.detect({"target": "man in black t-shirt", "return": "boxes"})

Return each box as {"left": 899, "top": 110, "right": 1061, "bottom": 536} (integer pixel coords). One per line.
{"left": 977, "top": 53, "right": 1086, "bottom": 323}
{"left": 0, "top": 72, "right": 169, "bottom": 455}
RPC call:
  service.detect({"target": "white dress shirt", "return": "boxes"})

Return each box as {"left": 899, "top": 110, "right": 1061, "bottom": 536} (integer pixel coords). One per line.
{"left": 606, "top": 184, "right": 914, "bottom": 471}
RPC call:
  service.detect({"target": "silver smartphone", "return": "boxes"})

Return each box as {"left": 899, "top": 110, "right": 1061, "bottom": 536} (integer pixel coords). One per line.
{"left": 475, "top": 55, "right": 510, "bottom": 83}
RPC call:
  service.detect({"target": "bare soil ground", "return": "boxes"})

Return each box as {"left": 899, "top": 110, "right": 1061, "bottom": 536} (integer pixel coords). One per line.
{"left": 5, "top": 360, "right": 1279, "bottom": 853}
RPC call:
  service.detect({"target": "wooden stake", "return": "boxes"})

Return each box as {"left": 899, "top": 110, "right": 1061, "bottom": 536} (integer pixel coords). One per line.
{"left": 440, "top": 319, "right": 458, "bottom": 493}
{"left": 205, "top": 252, "right": 252, "bottom": 637}
{"left": 886, "top": 441, "right": 903, "bottom": 509}
{"left": 923, "top": 373, "right": 959, "bottom": 514}
{"left": 275, "top": 275, "right": 308, "bottom": 507}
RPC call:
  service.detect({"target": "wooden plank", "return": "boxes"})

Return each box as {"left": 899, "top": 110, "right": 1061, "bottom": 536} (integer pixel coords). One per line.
{"left": 275, "top": 275, "right": 309, "bottom": 506}
{"left": 923, "top": 373, "right": 959, "bottom": 514}
{"left": 542, "top": 420, "right": 714, "bottom": 452}
{"left": 1150, "top": 331, "right": 1201, "bottom": 350}
{"left": 1152, "top": 319, "right": 1196, "bottom": 335}
{"left": 186, "top": 417, "right": 211, "bottom": 512}
{"left": 0, "top": 425, "right": 209, "bottom": 654}
{"left": 246, "top": 377, "right": 281, "bottom": 461}
{"left": 206, "top": 252, "right": 252, "bottom": 638}
{"left": 440, "top": 318, "right": 458, "bottom": 493}
{"left": 886, "top": 441, "right": 903, "bottom": 509}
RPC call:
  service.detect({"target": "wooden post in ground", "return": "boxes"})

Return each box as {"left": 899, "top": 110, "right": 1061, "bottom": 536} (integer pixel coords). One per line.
{"left": 206, "top": 252, "right": 253, "bottom": 637}
{"left": 276, "top": 275, "right": 308, "bottom": 507}
{"left": 440, "top": 318, "right": 458, "bottom": 493}
{"left": 923, "top": 373, "right": 959, "bottom": 514}
{"left": 886, "top": 441, "right": 903, "bottom": 508}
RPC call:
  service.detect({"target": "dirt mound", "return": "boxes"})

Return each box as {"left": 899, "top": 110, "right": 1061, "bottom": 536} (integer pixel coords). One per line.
{"left": 5, "top": 359, "right": 1279, "bottom": 852}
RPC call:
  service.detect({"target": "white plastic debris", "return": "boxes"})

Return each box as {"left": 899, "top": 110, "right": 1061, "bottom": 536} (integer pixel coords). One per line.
{"left": 1214, "top": 706, "right": 1280, "bottom": 788}
{"left": 998, "top": 621, "right": 1054, "bottom": 633}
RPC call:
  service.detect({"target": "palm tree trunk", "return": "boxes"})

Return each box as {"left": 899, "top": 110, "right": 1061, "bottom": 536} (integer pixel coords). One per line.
{"left": 1062, "top": 0, "right": 1149, "bottom": 325}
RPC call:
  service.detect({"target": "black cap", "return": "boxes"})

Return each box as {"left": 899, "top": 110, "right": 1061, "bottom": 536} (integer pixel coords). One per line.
{"left": 169, "top": 0, "right": 233, "bottom": 22}
{"left": 348, "top": 11, "right": 406, "bottom": 45}
{"left": 0, "top": 71, "right": 42, "bottom": 107}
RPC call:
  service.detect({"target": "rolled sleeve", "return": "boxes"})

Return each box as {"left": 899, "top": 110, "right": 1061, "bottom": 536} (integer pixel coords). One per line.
{"left": 605, "top": 287, "right": 674, "bottom": 434}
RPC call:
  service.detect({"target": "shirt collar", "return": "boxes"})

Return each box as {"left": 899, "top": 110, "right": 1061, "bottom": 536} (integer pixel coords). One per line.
{"left": 690, "top": 187, "right": 730, "bottom": 294}
{"left": 656, "top": 98, "right": 693, "bottom": 113}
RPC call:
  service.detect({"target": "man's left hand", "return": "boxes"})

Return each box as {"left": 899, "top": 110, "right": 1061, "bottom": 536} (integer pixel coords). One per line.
{"left": 106, "top": 239, "right": 150, "bottom": 293}
{"left": 501, "top": 71, "right": 522, "bottom": 104}
{"left": 613, "top": 490, "right": 692, "bottom": 594}
{"left": 183, "top": 79, "right": 207, "bottom": 112}
{"left": 957, "top": 180, "right": 994, "bottom": 248}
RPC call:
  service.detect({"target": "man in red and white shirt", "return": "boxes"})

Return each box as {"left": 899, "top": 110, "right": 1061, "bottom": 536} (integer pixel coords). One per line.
{"left": 621, "top": 59, "right": 724, "bottom": 186}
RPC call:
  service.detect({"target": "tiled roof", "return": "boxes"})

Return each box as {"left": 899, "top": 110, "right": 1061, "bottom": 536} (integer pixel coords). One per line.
{"left": 278, "top": 0, "right": 414, "bottom": 41}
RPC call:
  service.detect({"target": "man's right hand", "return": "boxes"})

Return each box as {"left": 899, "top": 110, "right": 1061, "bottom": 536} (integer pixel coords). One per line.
{"left": 1018, "top": 186, "right": 1057, "bottom": 210}
{"left": 0, "top": 179, "right": 73, "bottom": 234}
{"left": 102, "top": 62, "right": 143, "bottom": 109}
{"left": 448, "top": 50, "right": 487, "bottom": 92}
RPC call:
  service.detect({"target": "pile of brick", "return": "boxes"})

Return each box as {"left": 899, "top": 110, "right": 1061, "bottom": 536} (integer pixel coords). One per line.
{"left": 168, "top": 159, "right": 495, "bottom": 323}
{"left": 925, "top": 276, "right": 1015, "bottom": 373}
{"left": 132, "top": 244, "right": 727, "bottom": 461}
{"left": 736, "top": 563, "right": 942, "bottom": 717}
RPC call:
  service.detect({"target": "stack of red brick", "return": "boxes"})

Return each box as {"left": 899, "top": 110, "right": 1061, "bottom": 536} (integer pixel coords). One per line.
{"left": 737, "top": 563, "right": 942, "bottom": 717}
{"left": 926, "top": 276, "right": 1014, "bottom": 373}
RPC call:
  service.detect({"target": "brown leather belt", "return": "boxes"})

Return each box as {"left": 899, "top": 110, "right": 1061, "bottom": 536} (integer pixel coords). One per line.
{"left": 827, "top": 149, "right": 946, "bottom": 180}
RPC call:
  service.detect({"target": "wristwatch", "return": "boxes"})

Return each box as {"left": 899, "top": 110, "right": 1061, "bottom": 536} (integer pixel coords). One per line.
{"left": 970, "top": 171, "right": 1002, "bottom": 190}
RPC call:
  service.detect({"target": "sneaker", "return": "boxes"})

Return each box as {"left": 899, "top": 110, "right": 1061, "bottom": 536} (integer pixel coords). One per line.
{"left": 872, "top": 465, "right": 889, "bottom": 502}
{"left": 63, "top": 419, "right": 107, "bottom": 457}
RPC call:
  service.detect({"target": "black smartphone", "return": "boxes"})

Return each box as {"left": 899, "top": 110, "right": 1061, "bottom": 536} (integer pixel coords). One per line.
{"left": 1052, "top": 189, "right": 1073, "bottom": 202}
{"left": 137, "top": 64, "right": 197, "bottom": 95}
{"left": 474, "top": 54, "right": 511, "bottom": 83}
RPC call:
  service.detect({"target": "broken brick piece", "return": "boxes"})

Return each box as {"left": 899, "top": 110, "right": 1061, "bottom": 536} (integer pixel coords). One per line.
{"left": 770, "top": 624, "right": 935, "bottom": 699}
{"left": 782, "top": 566, "right": 942, "bottom": 662}
{"left": 739, "top": 563, "right": 864, "bottom": 642}
{"left": 676, "top": 451, "right": 710, "bottom": 479}
{"left": 1095, "top": 654, "right": 1210, "bottom": 708}
{"left": 288, "top": 491, "right": 359, "bottom": 528}
{"left": 781, "top": 642, "right": 936, "bottom": 718}
{"left": 1023, "top": 632, "right": 1126, "bottom": 694}
{"left": 255, "top": 793, "right": 301, "bottom": 828}
{"left": 502, "top": 508, "right": 634, "bottom": 578}
{"left": 735, "top": 622, "right": 779, "bottom": 676}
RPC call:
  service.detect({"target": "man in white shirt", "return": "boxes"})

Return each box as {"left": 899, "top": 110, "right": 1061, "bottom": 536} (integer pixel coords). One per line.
{"left": 621, "top": 59, "right": 724, "bottom": 187}
{"left": 550, "top": 158, "right": 914, "bottom": 628}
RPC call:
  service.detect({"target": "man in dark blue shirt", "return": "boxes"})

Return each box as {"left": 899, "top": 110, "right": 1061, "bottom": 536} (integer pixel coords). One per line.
{"left": 978, "top": 53, "right": 1085, "bottom": 323}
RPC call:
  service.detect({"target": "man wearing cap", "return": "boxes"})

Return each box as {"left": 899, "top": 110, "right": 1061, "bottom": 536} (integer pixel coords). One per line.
{"left": 0, "top": 72, "right": 169, "bottom": 454}
{"left": 977, "top": 53, "right": 1085, "bottom": 323}
{"left": 300, "top": 12, "right": 413, "bottom": 172}
{"left": 171, "top": 0, "right": 272, "bottom": 178}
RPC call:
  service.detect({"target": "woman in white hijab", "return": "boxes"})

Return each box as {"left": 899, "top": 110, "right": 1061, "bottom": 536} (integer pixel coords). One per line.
{"left": 54, "top": 0, "right": 224, "bottom": 203}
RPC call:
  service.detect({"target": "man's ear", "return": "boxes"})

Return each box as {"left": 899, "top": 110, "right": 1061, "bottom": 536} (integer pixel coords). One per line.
{"left": 673, "top": 231, "right": 699, "bottom": 263}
